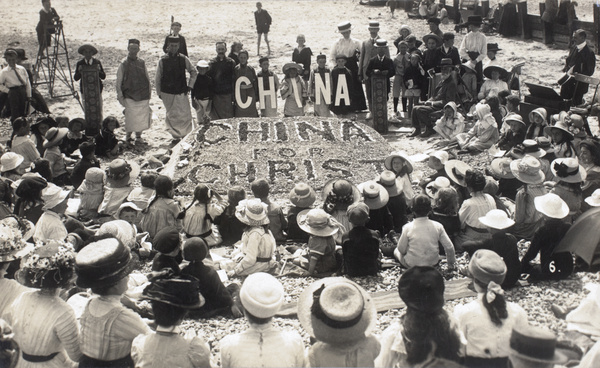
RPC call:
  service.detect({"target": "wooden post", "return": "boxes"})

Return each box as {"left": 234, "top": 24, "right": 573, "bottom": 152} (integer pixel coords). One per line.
{"left": 540, "top": 3, "right": 554, "bottom": 44}
{"left": 371, "top": 74, "right": 388, "bottom": 134}
{"left": 81, "top": 64, "right": 102, "bottom": 136}
{"left": 594, "top": 4, "right": 600, "bottom": 55}
{"left": 454, "top": 0, "right": 461, "bottom": 24}
{"left": 517, "top": 1, "right": 530, "bottom": 40}
{"left": 481, "top": 1, "right": 489, "bottom": 17}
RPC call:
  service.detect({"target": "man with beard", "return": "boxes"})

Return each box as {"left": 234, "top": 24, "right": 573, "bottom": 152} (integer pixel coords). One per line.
{"left": 560, "top": 29, "right": 596, "bottom": 106}
{"left": 208, "top": 42, "right": 236, "bottom": 120}
{"left": 410, "top": 58, "right": 458, "bottom": 138}
{"left": 155, "top": 37, "right": 197, "bottom": 144}
{"left": 331, "top": 21, "right": 367, "bottom": 112}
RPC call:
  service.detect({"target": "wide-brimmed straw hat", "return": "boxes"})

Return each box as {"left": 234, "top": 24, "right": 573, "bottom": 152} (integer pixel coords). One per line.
{"left": 298, "top": 277, "right": 376, "bottom": 345}
{"left": 429, "top": 150, "right": 449, "bottom": 165}
{"left": 490, "top": 157, "right": 515, "bottom": 179}
{"left": 478, "top": 209, "right": 515, "bottom": 230}
{"left": 0, "top": 152, "right": 24, "bottom": 172}
{"left": 78, "top": 44, "right": 98, "bottom": 55}
{"left": 235, "top": 198, "right": 270, "bottom": 226}
{"left": 106, "top": 159, "right": 140, "bottom": 186}
{"left": 240, "top": 272, "right": 284, "bottom": 318}
{"left": 41, "top": 185, "right": 71, "bottom": 210}
{"left": 534, "top": 193, "right": 569, "bottom": 219}
{"left": 551, "top": 158, "right": 587, "bottom": 183}
{"left": 483, "top": 65, "right": 508, "bottom": 80}
{"left": 510, "top": 156, "right": 545, "bottom": 185}
{"left": 16, "top": 241, "right": 76, "bottom": 289}
{"left": 509, "top": 324, "right": 569, "bottom": 365}
{"left": 384, "top": 151, "right": 413, "bottom": 173}
{"left": 289, "top": 183, "right": 316, "bottom": 208}
{"left": 282, "top": 62, "right": 303, "bottom": 74}
{"left": 75, "top": 237, "right": 136, "bottom": 288}
{"left": 544, "top": 120, "right": 574, "bottom": 141}
{"left": 321, "top": 178, "right": 361, "bottom": 202}
{"left": 0, "top": 216, "right": 34, "bottom": 262}
{"left": 585, "top": 189, "right": 600, "bottom": 207}
{"left": 426, "top": 176, "right": 451, "bottom": 198}
{"left": 96, "top": 220, "right": 138, "bottom": 250}
{"left": 43, "top": 127, "right": 68, "bottom": 148}
{"left": 376, "top": 170, "right": 401, "bottom": 197}
{"left": 503, "top": 113, "right": 526, "bottom": 128}
{"left": 358, "top": 181, "right": 389, "bottom": 210}
{"left": 298, "top": 208, "right": 339, "bottom": 237}
{"left": 422, "top": 33, "right": 442, "bottom": 47}
{"left": 445, "top": 160, "right": 472, "bottom": 187}
{"left": 142, "top": 273, "right": 205, "bottom": 309}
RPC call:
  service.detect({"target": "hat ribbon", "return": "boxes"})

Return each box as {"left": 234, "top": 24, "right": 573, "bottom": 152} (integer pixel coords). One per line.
{"left": 524, "top": 144, "right": 541, "bottom": 153}
{"left": 485, "top": 281, "right": 504, "bottom": 303}
{"left": 553, "top": 161, "right": 579, "bottom": 179}
{"left": 363, "top": 188, "right": 380, "bottom": 200}
{"left": 452, "top": 167, "right": 464, "bottom": 181}
{"left": 305, "top": 215, "right": 333, "bottom": 230}
{"left": 311, "top": 284, "right": 363, "bottom": 329}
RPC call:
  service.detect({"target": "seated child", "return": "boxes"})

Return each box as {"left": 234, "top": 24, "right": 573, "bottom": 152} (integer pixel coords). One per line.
{"left": 359, "top": 180, "right": 394, "bottom": 237}
{"left": 42, "top": 127, "right": 73, "bottom": 185}
{"left": 429, "top": 183, "right": 461, "bottom": 244}
{"left": 181, "top": 237, "right": 242, "bottom": 318}
{"left": 454, "top": 103, "right": 499, "bottom": 153}
{"left": 496, "top": 114, "right": 526, "bottom": 151}
{"left": 127, "top": 172, "right": 157, "bottom": 210}
{"left": 322, "top": 178, "right": 359, "bottom": 235}
{"left": 286, "top": 182, "right": 316, "bottom": 242}
{"left": 70, "top": 141, "right": 100, "bottom": 189}
{"left": 77, "top": 167, "right": 105, "bottom": 221}
{"left": 433, "top": 101, "right": 465, "bottom": 141}
{"left": 342, "top": 202, "right": 380, "bottom": 276}
{"left": 214, "top": 186, "right": 246, "bottom": 245}
{"left": 9, "top": 117, "right": 39, "bottom": 169}
{"left": 526, "top": 107, "right": 548, "bottom": 139}
{"left": 98, "top": 159, "right": 137, "bottom": 218}
{"left": 95, "top": 116, "right": 121, "bottom": 158}
{"left": 296, "top": 208, "right": 342, "bottom": 276}
{"left": 395, "top": 194, "right": 456, "bottom": 269}
{"left": 61, "top": 118, "right": 88, "bottom": 156}
{"left": 251, "top": 178, "right": 287, "bottom": 243}
{"left": 418, "top": 150, "right": 449, "bottom": 190}
{"left": 116, "top": 202, "right": 150, "bottom": 257}
{"left": 33, "top": 185, "right": 71, "bottom": 243}
{"left": 181, "top": 184, "right": 227, "bottom": 246}
{"left": 140, "top": 175, "right": 181, "bottom": 239}
{"left": 377, "top": 170, "right": 408, "bottom": 233}
{"left": 151, "top": 226, "right": 183, "bottom": 273}
{"left": 131, "top": 273, "right": 211, "bottom": 367}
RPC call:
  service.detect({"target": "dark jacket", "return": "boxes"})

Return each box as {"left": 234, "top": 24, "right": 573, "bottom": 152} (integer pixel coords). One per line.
{"left": 162, "top": 35, "right": 188, "bottom": 57}
{"left": 463, "top": 232, "right": 521, "bottom": 288}
{"left": 70, "top": 156, "right": 100, "bottom": 189}
{"left": 342, "top": 226, "right": 380, "bottom": 277}
{"left": 434, "top": 46, "right": 461, "bottom": 68}
{"left": 366, "top": 55, "right": 395, "bottom": 93}
{"left": 254, "top": 9, "right": 272, "bottom": 33}
{"left": 73, "top": 58, "right": 106, "bottom": 93}
{"left": 429, "top": 74, "right": 458, "bottom": 108}
{"left": 181, "top": 261, "right": 234, "bottom": 314}
{"left": 521, "top": 218, "right": 573, "bottom": 280}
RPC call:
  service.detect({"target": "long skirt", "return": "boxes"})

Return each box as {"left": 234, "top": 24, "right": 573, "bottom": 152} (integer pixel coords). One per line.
{"left": 345, "top": 56, "right": 367, "bottom": 111}
{"left": 210, "top": 93, "right": 234, "bottom": 120}
{"left": 234, "top": 87, "right": 259, "bottom": 117}
{"left": 162, "top": 92, "right": 192, "bottom": 138}
{"left": 123, "top": 98, "right": 151, "bottom": 133}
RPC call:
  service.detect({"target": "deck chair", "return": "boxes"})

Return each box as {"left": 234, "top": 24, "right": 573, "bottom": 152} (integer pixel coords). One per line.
{"left": 569, "top": 73, "right": 600, "bottom": 136}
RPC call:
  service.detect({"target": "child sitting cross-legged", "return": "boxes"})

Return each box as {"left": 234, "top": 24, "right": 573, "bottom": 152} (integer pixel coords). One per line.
{"left": 341, "top": 202, "right": 381, "bottom": 277}
{"left": 394, "top": 194, "right": 456, "bottom": 270}
{"left": 453, "top": 103, "right": 499, "bottom": 154}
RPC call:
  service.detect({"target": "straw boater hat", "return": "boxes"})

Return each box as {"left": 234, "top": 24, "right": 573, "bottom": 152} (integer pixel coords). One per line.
{"left": 358, "top": 181, "right": 389, "bottom": 210}
{"left": 468, "top": 249, "right": 507, "bottom": 285}
{"left": 0, "top": 216, "right": 34, "bottom": 262}
{"left": 509, "top": 324, "right": 568, "bottom": 365}
{"left": 483, "top": 65, "right": 508, "bottom": 80}
{"left": 445, "top": 159, "right": 472, "bottom": 187}
{"left": 78, "top": 44, "right": 98, "bottom": 55}
{"left": 490, "top": 157, "right": 515, "bottom": 179}
{"left": 16, "top": 241, "right": 76, "bottom": 289}
{"left": 297, "top": 209, "right": 339, "bottom": 237}
{"left": 479, "top": 209, "right": 515, "bottom": 230}
{"left": 544, "top": 119, "right": 574, "bottom": 141}
{"left": 337, "top": 21, "right": 353, "bottom": 33}
{"left": 142, "top": 273, "right": 205, "bottom": 309}
{"left": 43, "top": 127, "right": 68, "bottom": 148}
{"left": 196, "top": 60, "right": 209, "bottom": 68}
{"left": 426, "top": 176, "right": 451, "bottom": 198}
{"left": 376, "top": 170, "right": 401, "bottom": 197}
{"left": 240, "top": 272, "right": 284, "bottom": 318}
{"left": 321, "top": 178, "right": 361, "bottom": 202}
{"left": 0, "top": 152, "right": 24, "bottom": 173}
{"left": 41, "top": 185, "right": 71, "bottom": 210}
{"left": 75, "top": 237, "right": 136, "bottom": 289}
{"left": 298, "top": 277, "right": 376, "bottom": 345}
{"left": 106, "top": 159, "right": 140, "bottom": 187}
{"left": 289, "top": 183, "right": 316, "bottom": 208}
{"left": 534, "top": 193, "right": 569, "bottom": 219}
{"left": 367, "top": 21, "right": 380, "bottom": 30}
{"left": 282, "top": 62, "right": 303, "bottom": 74}
{"left": 521, "top": 139, "right": 546, "bottom": 158}
{"left": 235, "top": 198, "right": 270, "bottom": 226}
{"left": 384, "top": 151, "right": 413, "bottom": 173}
{"left": 551, "top": 158, "right": 587, "bottom": 183}
{"left": 585, "top": 189, "right": 600, "bottom": 207}
{"left": 422, "top": 33, "right": 442, "bottom": 47}
{"left": 510, "top": 156, "right": 545, "bottom": 185}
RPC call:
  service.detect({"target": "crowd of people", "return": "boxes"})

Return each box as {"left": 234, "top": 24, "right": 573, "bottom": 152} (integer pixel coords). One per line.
{"left": 1, "top": 0, "right": 600, "bottom": 367}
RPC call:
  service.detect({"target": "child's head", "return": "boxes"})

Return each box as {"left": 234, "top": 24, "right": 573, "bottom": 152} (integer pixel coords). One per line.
{"left": 551, "top": 128, "right": 567, "bottom": 144}
{"left": 102, "top": 116, "right": 119, "bottom": 132}
{"left": 140, "top": 172, "right": 158, "bottom": 189}
{"left": 529, "top": 109, "right": 547, "bottom": 126}
{"left": 251, "top": 178, "right": 270, "bottom": 199}
{"left": 170, "top": 21, "right": 182, "bottom": 35}
{"left": 346, "top": 202, "right": 370, "bottom": 227}
{"left": 183, "top": 237, "right": 208, "bottom": 263}
{"left": 296, "top": 34, "right": 306, "bottom": 46}
{"left": 443, "top": 104, "right": 455, "bottom": 119}
{"left": 12, "top": 117, "right": 29, "bottom": 136}
{"left": 31, "top": 117, "right": 55, "bottom": 137}
{"left": 406, "top": 35, "right": 417, "bottom": 48}
{"left": 240, "top": 272, "right": 284, "bottom": 325}
{"left": 442, "top": 32, "right": 455, "bottom": 48}
{"left": 166, "top": 37, "right": 180, "bottom": 55}
{"left": 376, "top": 40, "right": 388, "bottom": 57}
{"left": 68, "top": 118, "right": 85, "bottom": 134}
{"left": 399, "top": 25, "right": 411, "bottom": 38}
{"left": 55, "top": 116, "right": 69, "bottom": 128}
{"left": 428, "top": 17, "right": 441, "bottom": 32}
{"left": 196, "top": 60, "right": 209, "bottom": 75}
{"left": 464, "top": 169, "right": 487, "bottom": 192}
{"left": 227, "top": 186, "right": 246, "bottom": 208}
{"left": 117, "top": 203, "right": 140, "bottom": 224}
{"left": 409, "top": 52, "right": 420, "bottom": 65}
{"left": 486, "top": 95, "right": 500, "bottom": 112}
{"left": 385, "top": 151, "right": 413, "bottom": 176}
{"left": 193, "top": 184, "right": 211, "bottom": 203}
{"left": 259, "top": 56, "right": 270, "bottom": 71}
{"left": 506, "top": 95, "right": 520, "bottom": 112}
{"left": 144, "top": 276, "right": 204, "bottom": 327}
{"left": 256, "top": 1, "right": 262, "bottom": 10}
{"left": 411, "top": 194, "right": 432, "bottom": 217}
{"left": 425, "top": 36, "right": 439, "bottom": 50}
{"left": 487, "top": 43, "right": 501, "bottom": 60}
{"left": 238, "top": 50, "right": 249, "bottom": 65}
{"left": 283, "top": 63, "right": 300, "bottom": 78}
{"left": 428, "top": 151, "right": 448, "bottom": 170}
{"left": 398, "top": 41, "right": 408, "bottom": 54}
{"left": 43, "top": 127, "right": 68, "bottom": 149}
{"left": 434, "top": 187, "right": 459, "bottom": 214}
{"left": 335, "top": 55, "right": 347, "bottom": 68}
{"left": 505, "top": 115, "right": 525, "bottom": 133}
{"left": 0, "top": 152, "right": 25, "bottom": 177}
{"left": 31, "top": 158, "right": 52, "bottom": 182}
{"left": 154, "top": 175, "right": 174, "bottom": 198}
{"left": 42, "top": 0, "right": 51, "bottom": 11}
{"left": 230, "top": 41, "right": 243, "bottom": 54}
{"left": 153, "top": 226, "right": 181, "bottom": 256}
{"left": 83, "top": 167, "right": 105, "bottom": 187}
{"left": 79, "top": 141, "right": 96, "bottom": 158}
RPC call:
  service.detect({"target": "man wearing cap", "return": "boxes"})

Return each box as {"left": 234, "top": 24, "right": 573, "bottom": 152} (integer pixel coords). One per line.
{"left": 155, "top": 36, "right": 197, "bottom": 143}
{"left": 0, "top": 49, "right": 32, "bottom": 122}
{"left": 331, "top": 21, "right": 367, "bottom": 112}
{"left": 428, "top": 17, "right": 444, "bottom": 38}
{"left": 560, "top": 29, "right": 596, "bottom": 105}
{"left": 207, "top": 41, "right": 236, "bottom": 120}
{"left": 116, "top": 39, "right": 152, "bottom": 145}
{"left": 359, "top": 21, "right": 390, "bottom": 114}
{"left": 365, "top": 39, "right": 395, "bottom": 110}
{"left": 410, "top": 58, "right": 458, "bottom": 137}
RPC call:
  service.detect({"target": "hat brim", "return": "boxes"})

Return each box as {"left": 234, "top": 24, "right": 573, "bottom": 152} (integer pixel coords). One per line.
{"left": 321, "top": 178, "right": 361, "bottom": 202}
{"left": 235, "top": 210, "right": 270, "bottom": 226}
{"left": 143, "top": 293, "right": 205, "bottom": 309}
{"left": 78, "top": 45, "right": 98, "bottom": 55}
{"left": 376, "top": 176, "right": 401, "bottom": 197}
{"left": 282, "top": 63, "right": 303, "bottom": 73}
{"left": 289, "top": 187, "right": 317, "bottom": 208}
{"left": 534, "top": 196, "right": 569, "bottom": 219}
{"left": 478, "top": 215, "right": 514, "bottom": 229}
{"left": 0, "top": 242, "right": 34, "bottom": 262}
{"left": 550, "top": 162, "right": 586, "bottom": 183}
{"left": 509, "top": 160, "right": 545, "bottom": 185}
{"left": 509, "top": 348, "right": 569, "bottom": 365}
{"left": 483, "top": 66, "right": 508, "bottom": 80}
{"left": 584, "top": 197, "right": 600, "bottom": 207}
{"left": 76, "top": 254, "right": 137, "bottom": 289}
{"left": 384, "top": 152, "right": 414, "bottom": 174}
{"left": 297, "top": 209, "right": 339, "bottom": 237}
{"left": 16, "top": 266, "right": 75, "bottom": 289}
{"left": 43, "top": 127, "right": 69, "bottom": 148}
{"left": 445, "top": 160, "right": 472, "bottom": 187}
{"left": 544, "top": 125, "right": 574, "bottom": 141}
{"left": 0, "top": 155, "right": 24, "bottom": 172}
{"left": 358, "top": 182, "right": 390, "bottom": 210}
{"left": 422, "top": 34, "right": 442, "bottom": 47}
{"left": 490, "top": 159, "right": 515, "bottom": 179}
{"left": 297, "top": 277, "right": 376, "bottom": 345}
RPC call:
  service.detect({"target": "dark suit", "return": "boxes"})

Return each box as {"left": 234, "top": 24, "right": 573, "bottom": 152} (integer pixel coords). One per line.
{"left": 434, "top": 46, "right": 461, "bottom": 68}
{"left": 73, "top": 58, "right": 106, "bottom": 93}
{"left": 359, "top": 38, "right": 390, "bottom": 109}
{"left": 412, "top": 74, "right": 458, "bottom": 132}
{"left": 560, "top": 43, "right": 596, "bottom": 105}
{"left": 365, "top": 55, "right": 395, "bottom": 98}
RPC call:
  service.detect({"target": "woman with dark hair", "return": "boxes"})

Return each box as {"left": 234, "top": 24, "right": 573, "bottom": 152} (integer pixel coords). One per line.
{"left": 140, "top": 175, "right": 181, "bottom": 239}
{"left": 14, "top": 174, "right": 48, "bottom": 224}
{"left": 454, "top": 250, "right": 528, "bottom": 368}
{"left": 30, "top": 116, "right": 57, "bottom": 156}
{"left": 376, "top": 266, "right": 463, "bottom": 367}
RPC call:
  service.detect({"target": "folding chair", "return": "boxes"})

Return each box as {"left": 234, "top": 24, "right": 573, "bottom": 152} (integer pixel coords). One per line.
{"left": 569, "top": 73, "right": 600, "bottom": 136}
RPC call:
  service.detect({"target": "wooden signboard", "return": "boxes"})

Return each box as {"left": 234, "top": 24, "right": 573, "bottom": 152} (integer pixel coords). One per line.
{"left": 81, "top": 64, "right": 102, "bottom": 136}
{"left": 371, "top": 74, "right": 388, "bottom": 134}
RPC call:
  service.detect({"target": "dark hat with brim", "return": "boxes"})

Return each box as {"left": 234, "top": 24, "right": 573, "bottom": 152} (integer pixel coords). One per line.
{"left": 289, "top": 183, "right": 317, "bottom": 208}
{"left": 445, "top": 159, "right": 472, "bottom": 187}
{"left": 282, "top": 62, "right": 303, "bottom": 74}
{"left": 464, "top": 15, "right": 483, "bottom": 26}
{"left": 43, "top": 127, "right": 68, "bottom": 148}
{"left": 487, "top": 43, "right": 501, "bottom": 52}
{"left": 483, "top": 65, "right": 508, "bottom": 80}
{"left": 75, "top": 237, "right": 135, "bottom": 289}
{"left": 78, "top": 44, "right": 98, "bottom": 55}
{"left": 31, "top": 116, "right": 57, "bottom": 130}
{"left": 15, "top": 48, "right": 27, "bottom": 60}
{"left": 423, "top": 33, "right": 442, "bottom": 48}
{"left": 427, "top": 17, "right": 441, "bottom": 25}
{"left": 3, "top": 48, "right": 17, "bottom": 58}
{"left": 321, "top": 178, "right": 361, "bottom": 202}
{"left": 439, "top": 58, "right": 454, "bottom": 68}
{"left": 153, "top": 226, "right": 181, "bottom": 254}
{"left": 143, "top": 273, "right": 205, "bottom": 309}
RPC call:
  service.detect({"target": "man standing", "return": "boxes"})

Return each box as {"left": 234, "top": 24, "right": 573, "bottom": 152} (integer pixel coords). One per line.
{"left": 410, "top": 58, "right": 457, "bottom": 138}
{"left": 255, "top": 2, "right": 272, "bottom": 56}
{"left": 116, "top": 39, "right": 152, "bottom": 145}
{"left": 331, "top": 21, "right": 367, "bottom": 112}
{"left": 0, "top": 48, "right": 31, "bottom": 122}
{"left": 359, "top": 21, "right": 390, "bottom": 115}
{"left": 560, "top": 29, "right": 596, "bottom": 106}
{"left": 155, "top": 37, "right": 197, "bottom": 144}
{"left": 428, "top": 17, "right": 444, "bottom": 38}
{"left": 365, "top": 39, "right": 395, "bottom": 106}
{"left": 208, "top": 42, "right": 236, "bottom": 120}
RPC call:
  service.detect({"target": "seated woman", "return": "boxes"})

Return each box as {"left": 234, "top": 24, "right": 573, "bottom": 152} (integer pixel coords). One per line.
{"left": 478, "top": 66, "right": 509, "bottom": 100}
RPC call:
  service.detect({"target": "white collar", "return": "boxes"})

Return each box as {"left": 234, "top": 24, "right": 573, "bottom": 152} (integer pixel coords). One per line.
{"left": 576, "top": 41, "right": 587, "bottom": 51}
{"left": 156, "top": 325, "right": 181, "bottom": 334}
